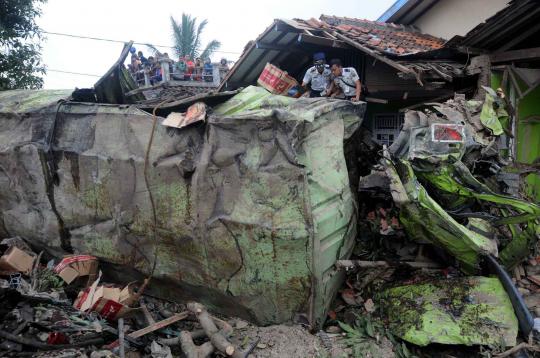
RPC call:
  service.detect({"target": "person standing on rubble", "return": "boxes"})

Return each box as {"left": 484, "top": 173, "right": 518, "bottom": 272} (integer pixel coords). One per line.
{"left": 327, "top": 59, "right": 362, "bottom": 102}
{"left": 301, "top": 52, "right": 332, "bottom": 97}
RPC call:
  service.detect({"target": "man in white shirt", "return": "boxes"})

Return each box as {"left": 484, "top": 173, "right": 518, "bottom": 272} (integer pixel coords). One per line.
{"left": 327, "top": 59, "right": 362, "bottom": 102}
{"left": 301, "top": 52, "right": 332, "bottom": 98}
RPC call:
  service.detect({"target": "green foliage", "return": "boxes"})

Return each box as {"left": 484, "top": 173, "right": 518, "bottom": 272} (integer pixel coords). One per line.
{"left": 339, "top": 314, "right": 419, "bottom": 358}
{"left": 169, "top": 13, "right": 221, "bottom": 60}
{"left": 0, "top": 0, "right": 46, "bottom": 89}
{"left": 34, "top": 268, "right": 64, "bottom": 292}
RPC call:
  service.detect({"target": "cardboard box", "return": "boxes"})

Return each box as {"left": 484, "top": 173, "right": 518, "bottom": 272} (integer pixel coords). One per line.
{"left": 74, "top": 277, "right": 137, "bottom": 321}
{"left": 257, "top": 63, "right": 299, "bottom": 95}
{"left": 54, "top": 255, "right": 98, "bottom": 285}
{"left": 0, "top": 246, "right": 35, "bottom": 274}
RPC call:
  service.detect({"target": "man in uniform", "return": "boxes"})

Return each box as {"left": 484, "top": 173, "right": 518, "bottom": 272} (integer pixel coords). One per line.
{"left": 327, "top": 59, "right": 362, "bottom": 102}
{"left": 301, "top": 52, "right": 332, "bottom": 97}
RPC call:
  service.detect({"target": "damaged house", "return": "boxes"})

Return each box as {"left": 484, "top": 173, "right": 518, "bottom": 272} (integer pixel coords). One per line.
{"left": 0, "top": 0, "right": 539, "bottom": 355}
{"left": 219, "top": 15, "right": 476, "bottom": 147}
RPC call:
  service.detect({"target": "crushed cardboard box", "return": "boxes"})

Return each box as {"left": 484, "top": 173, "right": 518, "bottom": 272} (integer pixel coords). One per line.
{"left": 74, "top": 273, "right": 138, "bottom": 321}
{"left": 162, "top": 102, "right": 206, "bottom": 129}
{"left": 0, "top": 246, "right": 35, "bottom": 275}
{"left": 54, "top": 255, "right": 98, "bottom": 285}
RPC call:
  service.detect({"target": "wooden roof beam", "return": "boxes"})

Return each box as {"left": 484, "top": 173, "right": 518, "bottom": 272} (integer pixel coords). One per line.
{"left": 330, "top": 31, "right": 422, "bottom": 85}
{"left": 297, "top": 33, "right": 350, "bottom": 49}
{"left": 490, "top": 47, "right": 540, "bottom": 63}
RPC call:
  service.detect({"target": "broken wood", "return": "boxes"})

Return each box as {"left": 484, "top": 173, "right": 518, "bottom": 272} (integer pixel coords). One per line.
{"left": 160, "top": 329, "right": 205, "bottom": 346}
{"left": 180, "top": 330, "right": 215, "bottom": 358}
{"left": 494, "top": 342, "right": 540, "bottom": 358}
{"left": 128, "top": 311, "right": 188, "bottom": 339}
{"left": 365, "top": 96, "right": 388, "bottom": 104}
{"left": 139, "top": 300, "right": 156, "bottom": 326}
{"left": 106, "top": 311, "right": 189, "bottom": 350}
{"left": 187, "top": 302, "right": 245, "bottom": 358}
{"left": 160, "top": 315, "right": 233, "bottom": 346}
{"left": 331, "top": 32, "right": 416, "bottom": 77}
{"left": 335, "top": 260, "right": 442, "bottom": 270}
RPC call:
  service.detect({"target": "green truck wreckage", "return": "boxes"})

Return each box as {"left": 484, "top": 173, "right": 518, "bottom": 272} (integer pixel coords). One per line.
{"left": 0, "top": 86, "right": 363, "bottom": 328}
{"left": 0, "top": 85, "right": 539, "bottom": 347}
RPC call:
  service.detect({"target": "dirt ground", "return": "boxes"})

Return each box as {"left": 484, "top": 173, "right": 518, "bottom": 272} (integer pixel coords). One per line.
{"left": 228, "top": 322, "right": 394, "bottom": 358}
{"left": 230, "top": 324, "right": 327, "bottom": 358}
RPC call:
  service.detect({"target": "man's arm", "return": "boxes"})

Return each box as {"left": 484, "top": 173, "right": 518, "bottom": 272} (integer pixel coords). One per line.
{"left": 301, "top": 70, "right": 311, "bottom": 89}
{"left": 352, "top": 79, "right": 361, "bottom": 102}
{"left": 326, "top": 81, "right": 335, "bottom": 96}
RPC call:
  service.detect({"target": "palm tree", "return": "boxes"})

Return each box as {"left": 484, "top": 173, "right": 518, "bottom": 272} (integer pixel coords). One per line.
{"left": 169, "top": 13, "right": 221, "bottom": 60}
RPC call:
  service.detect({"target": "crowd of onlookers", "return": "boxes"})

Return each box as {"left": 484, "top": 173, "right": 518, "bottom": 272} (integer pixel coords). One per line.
{"left": 127, "top": 47, "right": 230, "bottom": 86}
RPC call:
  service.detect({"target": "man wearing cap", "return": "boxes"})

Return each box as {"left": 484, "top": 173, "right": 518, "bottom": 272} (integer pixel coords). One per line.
{"left": 327, "top": 59, "right": 362, "bottom": 102}
{"left": 301, "top": 52, "right": 332, "bottom": 98}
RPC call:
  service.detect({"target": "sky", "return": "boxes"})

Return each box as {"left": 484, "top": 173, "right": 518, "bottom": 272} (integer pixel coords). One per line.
{"left": 37, "top": 0, "right": 395, "bottom": 89}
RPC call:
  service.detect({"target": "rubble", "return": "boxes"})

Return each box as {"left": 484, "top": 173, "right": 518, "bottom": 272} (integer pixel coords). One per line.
{"left": 0, "top": 241, "right": 298, "bottom": 357}
{"left": 330, "top": 89, "right": 540, "bottom": 355}
{"left": 0, "top": 25, "right": 539, "bottom": 356}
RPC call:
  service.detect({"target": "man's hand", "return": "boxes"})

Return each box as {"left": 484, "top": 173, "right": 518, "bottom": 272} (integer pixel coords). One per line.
{"left": 351, "top": 97, "right": 359, "bottom": 102}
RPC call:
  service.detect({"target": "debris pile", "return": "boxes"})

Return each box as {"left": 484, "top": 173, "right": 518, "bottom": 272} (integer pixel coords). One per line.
{"left": 0, "top": 240, "right": 285, "bottom": 357}
{"left": 320, "top": 89, "right": 540, "bottom": 357}
{"left": 0, "top": 71, "right": 539, "bottom": 356}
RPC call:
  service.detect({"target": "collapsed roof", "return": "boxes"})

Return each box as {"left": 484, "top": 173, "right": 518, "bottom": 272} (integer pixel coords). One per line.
{"left": 219, "top": 15, "right": 467, "bottom": 92}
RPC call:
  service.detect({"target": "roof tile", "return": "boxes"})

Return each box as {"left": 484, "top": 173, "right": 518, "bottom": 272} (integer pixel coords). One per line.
{"left": 294, "top": 15, "right": 445, "bottom": 56}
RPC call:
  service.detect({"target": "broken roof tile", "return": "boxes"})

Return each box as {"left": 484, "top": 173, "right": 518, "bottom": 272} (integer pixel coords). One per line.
{"left": 294, "top": 15, "right": 445, "bottom": 56}
{"left": 305, "top": 18, "right": 324, "bottom": 28}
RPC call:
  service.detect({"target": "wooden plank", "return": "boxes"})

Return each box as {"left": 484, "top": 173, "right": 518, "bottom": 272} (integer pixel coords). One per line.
{"left": 322, "top": 31, "right": 337, "bottom": 40}
{"left": 501, "top": 66, "right": 508, "bottom": 91}
{"left": 297, "top": 33, "right": 349, "bottom": 49}
{"left": 490, "top": 47, "right": 540, "bottom": 63}
{"left": 508, "top": 67, "right": 524, "bottom": 99}
{"left": 277, "top": 18, "right": 313, "bottom": 32}
{"left": 255, "top": 41, "right": 305, "bottom": 53}
{"left": 365, "top": 96, "right": 388, "bottom": 104}
{"left": 128, "top": 312, "right": 189, "bottom": 339}
{"left": 331, "top": 32, "right": 418, "bottom": 78}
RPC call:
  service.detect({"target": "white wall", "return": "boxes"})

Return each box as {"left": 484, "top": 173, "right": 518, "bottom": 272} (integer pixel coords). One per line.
{"left": 413, "top": 0, "right": 509, "bottom": 39}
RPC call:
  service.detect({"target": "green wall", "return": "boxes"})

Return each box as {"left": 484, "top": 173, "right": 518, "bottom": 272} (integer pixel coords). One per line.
{"left": 516, "top": 86, "right": 540, "bottom": 201}
{"left": 492, "top": 71, "right": 540, "bottom": 201}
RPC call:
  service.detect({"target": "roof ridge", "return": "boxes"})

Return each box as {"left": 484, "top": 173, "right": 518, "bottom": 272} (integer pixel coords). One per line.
{"left": 318, "top": 14, "right": 406, "bottom": 29}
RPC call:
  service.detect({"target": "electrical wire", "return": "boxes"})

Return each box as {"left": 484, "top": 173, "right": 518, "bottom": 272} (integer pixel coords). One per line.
{"left": 144, "top": 98, "right": 174, "bottom": 278}
{"left": 47, "top": 69, "right": 102, "bottom": 77}
{"left": 43, "top": 30, "right": 241, "bottom": 55}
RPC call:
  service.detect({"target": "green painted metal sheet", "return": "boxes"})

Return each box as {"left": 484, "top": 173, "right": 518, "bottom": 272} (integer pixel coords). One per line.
{"left": 380, "top": 276, "right": 518, "bottom": 346}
